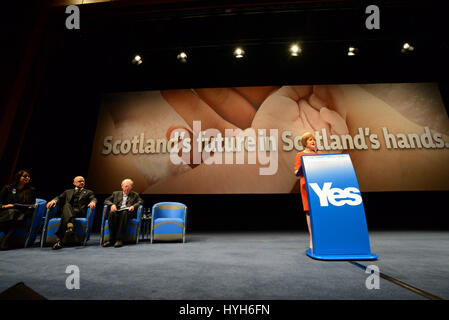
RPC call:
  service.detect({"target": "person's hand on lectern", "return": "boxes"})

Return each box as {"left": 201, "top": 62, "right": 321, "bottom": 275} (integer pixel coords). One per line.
{"left": 110, "top": 204, "right": 117, "bottom": 212}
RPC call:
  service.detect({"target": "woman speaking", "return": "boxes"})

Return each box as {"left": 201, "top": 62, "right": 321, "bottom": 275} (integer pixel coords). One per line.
{"left": 294, "top": 132, "right": 322, "bottom": 250}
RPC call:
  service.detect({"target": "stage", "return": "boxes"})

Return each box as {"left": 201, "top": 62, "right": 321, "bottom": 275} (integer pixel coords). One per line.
{"left": 0, "top": 231, "right": 447, "bottom": 300}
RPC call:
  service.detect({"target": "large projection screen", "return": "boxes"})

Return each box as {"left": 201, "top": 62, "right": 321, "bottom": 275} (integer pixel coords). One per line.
{"left": 88, "top": 83, "right": 449, "bottom": 194}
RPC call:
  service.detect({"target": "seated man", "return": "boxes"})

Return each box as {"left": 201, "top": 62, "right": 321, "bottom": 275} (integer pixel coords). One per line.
{"left": 103, "top": 178, "right": 143, "bottom": 248}
{"left": 46, "top": 176, "right": 96, "bottom": 250}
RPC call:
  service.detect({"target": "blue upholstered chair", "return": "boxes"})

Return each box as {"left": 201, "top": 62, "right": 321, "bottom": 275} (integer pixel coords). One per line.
{"left": 100, "top": 205, "right": 143, "bottom": 245}
{"left": 0, "top": 198, "right": 47, "bottom": 248}
{"left": 150, "top": 202, "right": 187, "bottom": 243}
{"left": 40, "top": 205, "right": 96, "bottom": 247}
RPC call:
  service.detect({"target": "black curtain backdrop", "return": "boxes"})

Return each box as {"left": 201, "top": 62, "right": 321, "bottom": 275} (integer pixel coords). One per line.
{"left": 5, "top": 1, "right": 449, "bottom": 231}
{"left": 0, "top": 0, "right": 52, "bottom": 186}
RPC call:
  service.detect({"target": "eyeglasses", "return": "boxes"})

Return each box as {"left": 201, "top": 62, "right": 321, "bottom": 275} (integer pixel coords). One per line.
{"left": 22, "top": 174, "right": 30, "bottom": 178}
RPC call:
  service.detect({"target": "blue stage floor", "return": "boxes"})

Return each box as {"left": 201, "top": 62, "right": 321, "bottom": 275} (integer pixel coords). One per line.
{"left": 0, "top": 231, "right": 448, "bottom": 300}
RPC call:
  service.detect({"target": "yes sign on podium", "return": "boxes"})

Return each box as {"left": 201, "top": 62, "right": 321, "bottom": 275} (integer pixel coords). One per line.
{"left": 301, "top": 153, "right": 377, "bottom": 260}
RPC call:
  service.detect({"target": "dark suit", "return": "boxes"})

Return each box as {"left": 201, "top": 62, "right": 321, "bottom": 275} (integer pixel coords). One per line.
{"left": 0, "top": 185, "right": 36, "bottom": 248}
{"left": 104, "top": 191, "right": 143, "bottom": 241}
{"left": 52, "top": 188, "right": 97, "bottom": 241}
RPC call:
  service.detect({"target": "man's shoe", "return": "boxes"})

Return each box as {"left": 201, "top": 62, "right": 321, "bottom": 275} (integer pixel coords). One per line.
{"left": 52, "top": 241, "right": 63, "bottom": 250}
{"left": 114, "top": 240, "right": 123, "bottom": 248}
{"left": 102, "top": 241, "right": 112, "bottom": 247}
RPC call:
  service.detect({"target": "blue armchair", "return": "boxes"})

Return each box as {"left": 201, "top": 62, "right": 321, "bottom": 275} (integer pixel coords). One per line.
{"left": 100, "top": 204, "right": 143, "bottom": 245}
{"left": 40, "top": 205, "right": 96, "bottom": 247}
{"left": 150, "top": 202, "right": 187, "bottom": 243}
{"left": 0, "top": 198, "right": 47, "bottom": 248}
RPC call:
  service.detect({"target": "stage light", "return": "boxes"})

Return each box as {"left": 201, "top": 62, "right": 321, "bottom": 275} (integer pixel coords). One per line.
{"left": 234, "top": 47, "right": 245, "bottom": 58}
{"left": 289, "top": 44, "right": 302, "bottom": 56}
{"left": 401, "top": 42, "right": 414, "bottom": 53}
{"left": 177, "top": 52, "right": 187, "bottom": 63}
{"left": 132, "top": 54, "right": 142, "bottom": 65}
{"left": 347, "top": 46, "right": 358, "bottom": 56}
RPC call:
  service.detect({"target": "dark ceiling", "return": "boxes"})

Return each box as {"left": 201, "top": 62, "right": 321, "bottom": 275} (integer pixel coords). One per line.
{"left": 37, "top": 0, "right": 447, "bottom": 92}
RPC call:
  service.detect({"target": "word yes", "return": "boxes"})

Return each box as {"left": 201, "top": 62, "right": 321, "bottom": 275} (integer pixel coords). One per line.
{"left": 309, "top": 182, "right": 362, "bottom": 207}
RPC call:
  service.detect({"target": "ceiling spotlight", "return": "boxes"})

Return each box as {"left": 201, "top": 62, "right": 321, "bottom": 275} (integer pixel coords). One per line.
{"left": 401, "top": 42, "right": 414, "bottom": 53}
{"left": 347, "top": 46, "right": 359, "bottom": 56}
{"left": 289, "top": 44, "right": 302, "bottom": 56}
{"left": 132, "top": 54, "right": 142, "bottom": 65}
{"left": 177, "top": 52, "right": 187, "bottom": 63}
{"left": 234, "top": 47, "right": 245, "bottom": 58}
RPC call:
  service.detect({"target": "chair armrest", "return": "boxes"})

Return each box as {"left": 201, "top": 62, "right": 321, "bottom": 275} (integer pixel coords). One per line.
{"left": 150, "top": 205, "right": 157, "bottom": 243}
{"left": 40, "top": 206, "right": 57, "bottom": 248}
{"left": 85, "top": 206, "right": 95, "bottom": 229}
{"left": 100, "top": 205, "right": 110, "bottom": 245}
{"left": 101, "top": 205, "right": 110, "bottom": 226}
{"left": 135, "top": 205, "right": 144, "bottom": 244}
{"left": 83, "top": 206, "right": 96, "bottom": 246}
{"left": 136, "top": 205, "right": 144, "bottom": 221}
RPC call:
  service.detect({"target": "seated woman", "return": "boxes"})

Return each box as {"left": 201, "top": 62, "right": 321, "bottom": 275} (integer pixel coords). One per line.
{"left": 0, "top": 170, "right": 36, "bottom": 250}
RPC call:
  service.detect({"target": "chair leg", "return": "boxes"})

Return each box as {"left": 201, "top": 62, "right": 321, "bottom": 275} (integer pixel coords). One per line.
{"left": 100, "top": 225, "right": 104, "bottom": 246}
{"left": 38, "top": 218, "right": 45, "bottom": 248}
{"left": 40, "top": 227, "right": 46, "bottom": 248}
{"left": 83, "top": 225, "right": 89, "bottom": 247}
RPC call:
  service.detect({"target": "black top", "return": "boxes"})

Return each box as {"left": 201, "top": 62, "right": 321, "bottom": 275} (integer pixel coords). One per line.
{"left": 0, "top": 185, "right": 37, "bottom": 222}
{"left": 0, "top": 185, "right": 36, "bottom": 207}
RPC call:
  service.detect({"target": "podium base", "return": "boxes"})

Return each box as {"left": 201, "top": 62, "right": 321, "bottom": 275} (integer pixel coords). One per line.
{"left": 306, "top": 249, "right": 378, "bottom": 261}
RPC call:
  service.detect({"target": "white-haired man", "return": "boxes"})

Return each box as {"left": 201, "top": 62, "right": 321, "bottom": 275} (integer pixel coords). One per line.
{"left": 103, "top": 179, "right": 143, "bottom": 248}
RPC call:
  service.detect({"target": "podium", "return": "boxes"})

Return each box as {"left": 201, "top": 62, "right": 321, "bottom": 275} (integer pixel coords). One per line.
{"left": 301, "top": 153, "right": 377, "bottom": 260}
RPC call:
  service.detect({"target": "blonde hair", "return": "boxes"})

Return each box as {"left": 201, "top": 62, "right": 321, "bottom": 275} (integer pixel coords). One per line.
{"left": 301, "top": 132, "right": 316, "bottom": 147}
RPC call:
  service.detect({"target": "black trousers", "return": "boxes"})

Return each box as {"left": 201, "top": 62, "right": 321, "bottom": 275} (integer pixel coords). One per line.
{"left": 55, "top": 203, "right": 81, "bottom": 241}
{"left": 108, "top": 210, "right": 134, "bottom": 241}
{"left": 0, "top": 209, "right": 27, "bottom": 246}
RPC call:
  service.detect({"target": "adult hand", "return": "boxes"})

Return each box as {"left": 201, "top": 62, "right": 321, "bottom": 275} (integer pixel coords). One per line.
{"left": 129, "top": 206, "right": 134, "bottom": 212}
{"left": 111, "top": 204, "right": 117, "bottom": 212}
{"left": 251, "top": 85, "right": 348, "bottom": 176}
{"left": 2, "top": 204, "right": 14, "bottom": 209}
{"left": 46, "top": 200, "right": 56, "bottom": 208}
{"left": 146, "top": 85, "right": 349, "bottom": 193}
{"left": 88, "top": 201, "right": 96, "bottom": 209}
{"left": 162, "top": 86, "right": 279, "bottom": 168}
